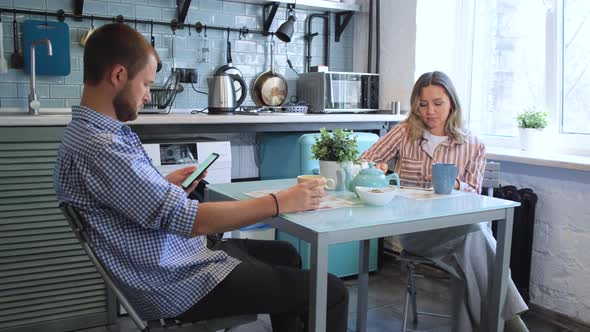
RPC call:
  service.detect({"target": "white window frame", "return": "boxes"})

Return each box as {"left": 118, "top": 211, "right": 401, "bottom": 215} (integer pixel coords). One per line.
{"left": 476, "top": 0, "right": 590, "bottom": 156}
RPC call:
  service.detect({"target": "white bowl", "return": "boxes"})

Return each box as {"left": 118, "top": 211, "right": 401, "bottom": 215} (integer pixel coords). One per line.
{"left": 355, "top": 185, "right": 399, "bottom": 206}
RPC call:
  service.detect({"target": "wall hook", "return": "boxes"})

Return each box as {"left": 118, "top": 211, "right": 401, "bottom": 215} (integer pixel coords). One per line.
{"left": 57, "top": 9, "right": 65, "bottom": 22}
{"left": 239, "top": 26, "right": 249, "bottom": 40}
{"left": 170, "top": 19, "right": 178, "bottom": 33}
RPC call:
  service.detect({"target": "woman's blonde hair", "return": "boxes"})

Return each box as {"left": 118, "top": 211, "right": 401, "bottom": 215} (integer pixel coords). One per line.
{"left": 403, "top": 71, "right": 466, "bottom": 143}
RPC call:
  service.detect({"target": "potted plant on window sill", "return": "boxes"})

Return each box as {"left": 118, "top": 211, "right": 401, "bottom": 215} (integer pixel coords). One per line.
{"left": 311, "top": 128, "right": 360, "bottom": 189}
{"left": 516, "top": 107, "right": 548, "bottom": 151}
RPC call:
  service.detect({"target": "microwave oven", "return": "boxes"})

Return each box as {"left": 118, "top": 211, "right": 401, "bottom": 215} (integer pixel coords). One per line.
{"left": 296, "top": 72, "right": 379, "bottom": 113}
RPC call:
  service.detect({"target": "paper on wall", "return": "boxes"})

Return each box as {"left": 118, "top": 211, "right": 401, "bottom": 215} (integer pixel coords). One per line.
{"left": 143, "top": 144, "right": 161, "bottom": 166}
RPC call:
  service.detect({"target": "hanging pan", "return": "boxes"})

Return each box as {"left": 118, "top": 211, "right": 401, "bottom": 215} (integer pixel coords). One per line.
{"left": 251, "top": 40, "right": 287, "bottom": 107}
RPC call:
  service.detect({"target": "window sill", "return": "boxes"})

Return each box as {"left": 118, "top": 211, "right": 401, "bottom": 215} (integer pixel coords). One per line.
{"left": 486, "top": 146, "right": 590, "bottom": 172}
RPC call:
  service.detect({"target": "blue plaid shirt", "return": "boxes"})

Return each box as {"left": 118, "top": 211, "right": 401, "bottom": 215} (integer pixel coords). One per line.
{"left": 54, "top": 106, "right": 240, "bottom": 320}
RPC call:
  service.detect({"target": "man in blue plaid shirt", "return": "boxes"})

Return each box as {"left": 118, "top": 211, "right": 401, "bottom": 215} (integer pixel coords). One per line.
{"left": 53, "top": 23, "right": 348, "bottom": 332}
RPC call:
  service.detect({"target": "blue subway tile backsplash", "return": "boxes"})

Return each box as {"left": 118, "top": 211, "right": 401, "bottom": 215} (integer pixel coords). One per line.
{"left": 0, "top": 0, "right": 353, "bottom": 111}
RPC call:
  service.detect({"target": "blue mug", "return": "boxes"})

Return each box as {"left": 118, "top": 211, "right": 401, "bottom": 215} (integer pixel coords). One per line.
{"left": 432, "top": 163, "right": 458, "bottom": 194}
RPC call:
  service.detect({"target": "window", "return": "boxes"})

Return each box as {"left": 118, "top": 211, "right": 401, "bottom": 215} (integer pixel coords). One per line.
{"left": 563, "top": 0, "right": 590, "bottom": 135}
{"left": 469, "top": 0, "right": 550, "bottom": 137}
{"left": 416, "top": 0, "right": 590, "bottom": 153}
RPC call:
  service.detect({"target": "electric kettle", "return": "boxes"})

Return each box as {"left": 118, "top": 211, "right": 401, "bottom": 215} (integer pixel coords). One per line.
{"left": 208, "top": 73, "right": 247, "bottom": 114}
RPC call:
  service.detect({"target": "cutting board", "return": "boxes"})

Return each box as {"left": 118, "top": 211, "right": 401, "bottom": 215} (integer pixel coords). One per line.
{"left": 23, "top": 20, "right": 70, "bottom": 76}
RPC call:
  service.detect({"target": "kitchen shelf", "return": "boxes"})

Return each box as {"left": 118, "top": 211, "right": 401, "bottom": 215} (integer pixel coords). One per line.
{"left": 225, "top": 0, "right": 361, "bottom": 12}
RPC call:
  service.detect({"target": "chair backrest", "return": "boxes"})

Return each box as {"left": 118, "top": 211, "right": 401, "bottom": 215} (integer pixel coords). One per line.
{"left": 483, "top": 161, "right": 501, "bottom": 197}
{"left": 59, "top": 203, "right": 149, "bottom": 331}
{"left": 60, "top": 203, "right": 258, "bottom": 332}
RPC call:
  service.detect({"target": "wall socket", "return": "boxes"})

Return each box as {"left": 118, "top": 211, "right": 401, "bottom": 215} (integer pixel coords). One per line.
{"left": 174, "top": 68, "right": 198, "bottom": 84}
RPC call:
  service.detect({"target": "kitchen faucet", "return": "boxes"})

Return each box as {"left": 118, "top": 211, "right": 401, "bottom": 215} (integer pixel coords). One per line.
{"left": 28, "top": 39, "right": 53, "bottom": 115}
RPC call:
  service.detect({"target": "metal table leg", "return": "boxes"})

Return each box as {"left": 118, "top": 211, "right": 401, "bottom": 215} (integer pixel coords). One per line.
{"left": 309, "top": 234, "right": 329, "bottom": 332}
{"left": 356, "top": 239, "right": 370, "bottom": 331}
{"left": 486, "top": 208, "right": 515, "bottom": 332}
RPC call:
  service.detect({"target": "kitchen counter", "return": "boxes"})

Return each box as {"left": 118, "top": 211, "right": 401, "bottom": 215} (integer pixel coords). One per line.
{"left": 0, "top": 108, "right": 404, "bottom": 141}
{"left": 0, "top": 108, "right": 404, "bottom": 126}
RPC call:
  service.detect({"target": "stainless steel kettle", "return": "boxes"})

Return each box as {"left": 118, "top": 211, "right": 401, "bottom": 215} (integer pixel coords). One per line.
{"left": 208, "top": 73, "right": 247, "bottom": 114}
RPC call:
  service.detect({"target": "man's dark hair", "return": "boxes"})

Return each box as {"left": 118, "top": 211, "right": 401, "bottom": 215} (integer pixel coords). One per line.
{"left": 83, "top": 23, "right": 159, "bottom": 85}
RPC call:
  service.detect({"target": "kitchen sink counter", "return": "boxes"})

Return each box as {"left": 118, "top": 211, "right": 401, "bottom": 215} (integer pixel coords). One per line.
{"left": 0, "top": 108, "right": 404, "bottom": 140}
{"left": 0, "top": 108, "right": 405, "bottom": 126}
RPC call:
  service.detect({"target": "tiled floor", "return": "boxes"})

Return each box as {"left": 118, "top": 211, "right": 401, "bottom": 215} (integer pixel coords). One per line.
{"left": 75, "top": 255, "right": 572, "bottom": 332}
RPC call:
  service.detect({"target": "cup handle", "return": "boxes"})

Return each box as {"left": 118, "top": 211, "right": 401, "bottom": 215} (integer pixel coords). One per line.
{"left": 325, "top": 178, "right": 336, "bottom": 190}
{"left": 392, "top": 172, "right": 400, "bottom": 190}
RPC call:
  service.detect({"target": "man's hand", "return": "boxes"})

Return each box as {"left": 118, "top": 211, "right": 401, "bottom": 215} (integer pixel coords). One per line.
{"left": 166, "top": 166, "right": 207, "bottom": 194}
{"left": 275, "top": 179, "right": 327, "bottom": 213}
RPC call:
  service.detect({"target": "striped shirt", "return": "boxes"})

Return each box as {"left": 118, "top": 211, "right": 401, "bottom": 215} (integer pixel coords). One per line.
{"left": 361, "top": 123, "right": 486, "bottom": 193}
{"left": 53, "top": 106, "right": 240, "bottom": 320}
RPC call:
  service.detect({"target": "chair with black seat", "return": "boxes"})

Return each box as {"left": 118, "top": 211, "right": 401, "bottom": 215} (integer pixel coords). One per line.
{"left": 60, "top": 203, "right": 257, "bottom": 332}
{"left": 397, "top": 161, "right": 501, "bottom": 332}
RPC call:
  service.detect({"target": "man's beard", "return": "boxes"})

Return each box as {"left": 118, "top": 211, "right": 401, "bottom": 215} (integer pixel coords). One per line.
{"left": 113, "top": 84, "right": 140, "bottom": 122}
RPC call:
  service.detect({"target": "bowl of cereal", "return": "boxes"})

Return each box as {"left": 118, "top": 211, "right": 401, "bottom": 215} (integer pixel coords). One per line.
{"left": 355, "top": 185, "right": 399, "bottom": 206}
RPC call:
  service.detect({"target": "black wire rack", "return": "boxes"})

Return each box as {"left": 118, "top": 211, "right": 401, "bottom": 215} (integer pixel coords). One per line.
{"left": 143, "top": 71, "right": 183, "bottom": 113}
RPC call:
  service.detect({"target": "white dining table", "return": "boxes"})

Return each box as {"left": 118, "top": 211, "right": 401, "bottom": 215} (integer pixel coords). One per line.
{"left": 205, "top": 179, "right": 520, "bottom": 332}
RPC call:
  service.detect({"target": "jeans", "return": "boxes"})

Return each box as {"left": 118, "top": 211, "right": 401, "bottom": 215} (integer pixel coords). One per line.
{"left": 176, "top": 238, "right": 349, "bottom": 332}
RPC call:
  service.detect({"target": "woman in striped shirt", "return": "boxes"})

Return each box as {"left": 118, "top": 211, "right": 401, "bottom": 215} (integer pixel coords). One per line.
{"left": 361, "top": 71, "right": 528, "bottom": 331}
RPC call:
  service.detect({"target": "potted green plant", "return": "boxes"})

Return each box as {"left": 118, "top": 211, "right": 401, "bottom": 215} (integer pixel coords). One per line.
{"left": 516, "top": 107, "right": 548, "bottom": 151}
{"left": 311, "top": 128, "right": 359, "bottom": 189}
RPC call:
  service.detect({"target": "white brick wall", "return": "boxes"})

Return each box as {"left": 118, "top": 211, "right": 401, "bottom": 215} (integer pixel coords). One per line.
{"left": 498, "top": 161, "right": 590, "bottom": 324}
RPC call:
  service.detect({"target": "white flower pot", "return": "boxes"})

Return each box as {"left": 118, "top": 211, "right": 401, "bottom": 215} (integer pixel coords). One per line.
{"left": 518, "top": 128, "right": 544, "bottom": 152}
{"left": 319, "top": 161, "right": 362, "bottom": 191}
{"left": 319, "top": 161, "right": 344, "bottom": 189}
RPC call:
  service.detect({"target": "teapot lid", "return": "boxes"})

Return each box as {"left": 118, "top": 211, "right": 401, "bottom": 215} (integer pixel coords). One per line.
{"left": 359, "top": 162, "right": 384, "bottom": 176}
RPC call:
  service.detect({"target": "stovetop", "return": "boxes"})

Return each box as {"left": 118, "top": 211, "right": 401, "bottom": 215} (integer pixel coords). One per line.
{"left": 235, "top": 105, "right": 308, "bottom": 115}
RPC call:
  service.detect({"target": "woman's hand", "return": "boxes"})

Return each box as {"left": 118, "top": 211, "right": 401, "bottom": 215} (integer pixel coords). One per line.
{"left": 166, "top": 166, "right": 207, "bottom": 194}
{"left": 375, "top": 163, "right": 388, "bottom": 173}
{"left": 275, "top": 179, "right": 327, "bottom": 213}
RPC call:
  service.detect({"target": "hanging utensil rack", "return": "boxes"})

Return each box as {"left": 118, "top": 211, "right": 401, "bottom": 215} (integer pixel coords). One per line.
{"left": 0, "top": 7, "right": 271, "bottom": 38}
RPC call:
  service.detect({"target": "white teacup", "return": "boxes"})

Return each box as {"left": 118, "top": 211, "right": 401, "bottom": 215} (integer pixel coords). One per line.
{"left": 297, "top": 175, "right": 336, "bottom": 190}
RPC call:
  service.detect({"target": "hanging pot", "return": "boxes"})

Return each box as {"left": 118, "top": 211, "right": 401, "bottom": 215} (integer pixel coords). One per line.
{"left": 251, "top": 40, "right": 288, "bottom": 107}
{"left": 79, "top": 16, "right": 95, "bottom": 47}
